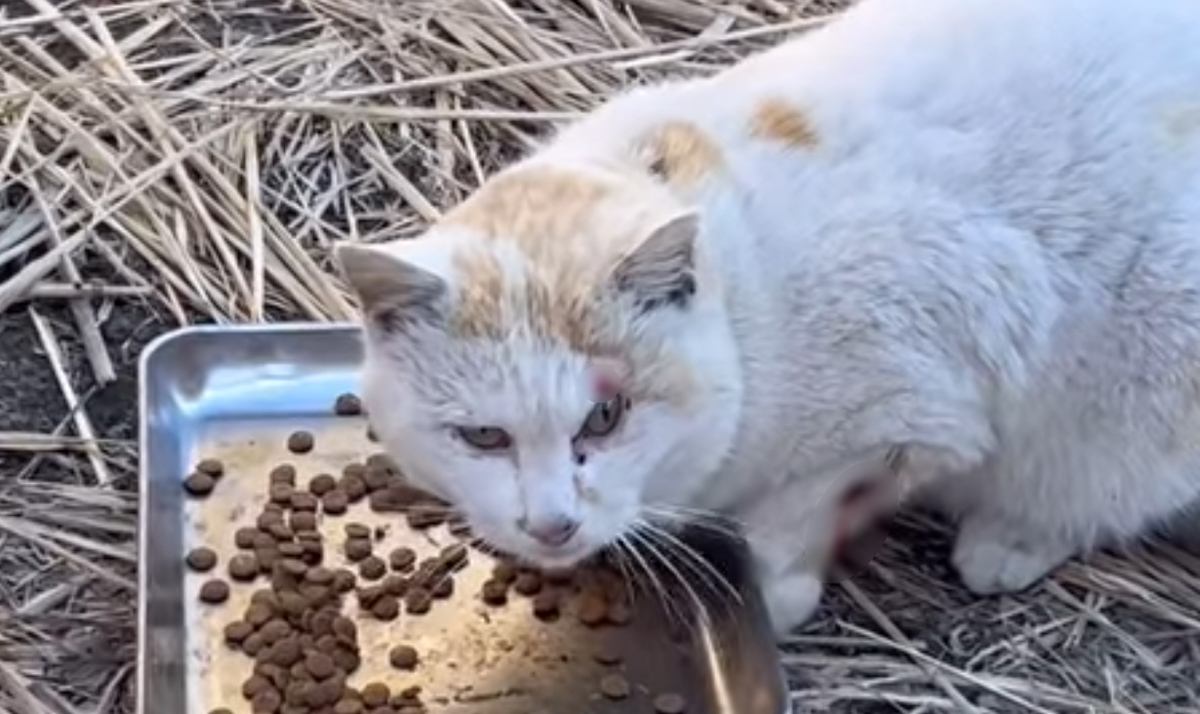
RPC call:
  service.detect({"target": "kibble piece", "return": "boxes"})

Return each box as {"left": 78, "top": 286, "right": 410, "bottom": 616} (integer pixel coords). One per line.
{"left": 278, "top": 543, "right": 304, "bottom": 559}
{"left": 235, "top": 527, "right": 259, "bottom": 549}
{"left": 268, "top": 522, "right": 294, "bottom": 541}
{"left": 599, "top": 674, "right": 631, "bottom": 700}
{"left": 513, "top": 572, "right": 542, "bottom": 596}
{"left": 224, "top": 620, "right": 254, "bottom": 645}
{"left": 404, "top": 588, "right": 432, "bottom": 614}
{"left": 270, "top": 464, "right": 297, "bottom": 485}
{"left": 228, "top": 554, "right": 260, "bottom": 581}
{"left": 242, "top": 633, "right": 266, "bottom": 657}
{"left": 269, "top": 482, "right": 294, "bottom": 505}
{"left": 366, "top": 453, "right": 396, "bottom": 472}
{"left": 251, "top": 589, "right": 280, "bottom": 608}
{"left": 309, "top": 473, "right": 337, "bottom": 496}
{"left": 532, "top": 590, "right": 560, "bottom": 620}
{"left": 332, "top": 647, "right": 361, "bottom": 674}
{"left": 334, "top": 393, "right": 363, "bottom": 416}
{"left": 332, "top": 615, "right": 357, "bottom": 643}
{"left": 344, "top": 523, "right": 370, "bottom": 539}
{"left": 259, "top": 619, "right": 291, "bottom": 644}
{"left": 480, "top": 579, "right": 508, "bottom": 606}
{"left": 389, "top": 644, "right": 419, "bottom": 670}
{"left": 359, "top": 556, "right": 386, "bottom": 581}
{"left": 183, "top": 472, "right": 215, "bottom": 496}
{"left": 383, "top": 547, "right": 414, "bottom": 572}
{"left": 243, "top": 674, "right": 271, "bottom": 698}
{"left": 199, "top": 579, "right": 231, "bottom": 603}
{"left": 405, "top": 505, "right": 445, "bottom": 529}
{"left": 287, "top": 430, "right": 314, "bottom": 453}
{"left": 356, "top": 585, "right": 385, "bottom": 608}
{"left": 196, "top": 458, "right": 224, "bottom": 478}
{"left": 257, "top": 511, "right": 284, "bottom": 532}
{"left": 492, "top": 561, "right": 519, "bottom": 584}
{"left": 245, "top": 602, "right": 274, "bottom": 627}
{"left": 335, "top": 699, "right": 364, "bottom": 714}
{"left": 290, "top": 492, "right": 319, "bottom": 512}
{"left": 653, "top": 692, "right": 688, "bottom": 714}
{"left": 210, "top": 709, "right": 233, "bottom": 714}
{"left": 322, "top": 489, "right": 349, "bottom": 514}
{"left": 333, "top": 569, "right": 357, "bottom": 593}
{"left": 340, "top": 473, "right": 367, "bottom": 502}
{"left": 344, "top": 538, "right": 372, "bottom": 562}
{"left": 439, "top": 544, "right": 468, "bottom": 569}
{"left": 251, "top": 688, "right": 282, "bottom": 713}
{"left": 431, "top": 577, "right": 454, "bottom": 599}
{"left": 186, "top": 546, "right": 218, "bottom": 572}
{"left": 306, "top": 651, "right": 336, "bottom": 680}
{"left": 290, "top": 511, "right": 318, "bottom": 533}
{"left": 371, "top": 595, "right": 400, "bottom": 621}
{"left": 304, "top": 566, "right": 334, "bottom": 585}
{"left": 361, "top": 683, "right": 390, "bottom": 708}
{"left": 577, "top": 593, "right": 608, "bottom": 627}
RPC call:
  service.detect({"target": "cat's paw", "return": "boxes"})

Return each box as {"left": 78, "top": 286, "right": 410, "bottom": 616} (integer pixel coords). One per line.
{"left": 952, "top": 515, "right": 1072, "bottom": 595}
{"left": 762, "top": 571, "right": 823, "bottom": 639}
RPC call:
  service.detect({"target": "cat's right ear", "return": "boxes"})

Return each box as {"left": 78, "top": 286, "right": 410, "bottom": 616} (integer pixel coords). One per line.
{"left": 335, "top": 243, "right": 449, "bottom": 334}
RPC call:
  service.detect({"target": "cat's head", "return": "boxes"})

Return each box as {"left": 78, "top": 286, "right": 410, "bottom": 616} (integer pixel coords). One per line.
{"left": 336, "top": 161, "right": 740, "bottom": 567}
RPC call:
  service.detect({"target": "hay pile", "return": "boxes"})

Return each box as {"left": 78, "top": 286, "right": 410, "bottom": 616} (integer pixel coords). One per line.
{"left": 1, "top": 1, "right": 1199, "bottom": 712}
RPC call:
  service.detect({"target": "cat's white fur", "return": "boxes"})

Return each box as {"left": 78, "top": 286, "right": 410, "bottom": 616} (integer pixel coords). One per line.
{"left": 339, "top": 0, "right": 1200, "bottom": 635}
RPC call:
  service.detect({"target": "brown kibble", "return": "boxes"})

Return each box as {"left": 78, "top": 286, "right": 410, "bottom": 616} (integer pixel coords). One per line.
{"left": 344, "top": 523, "right": 370, "bottom": 539}
{"left": 389, "top": 644, "right": 418, "bottom": 670}
{"left": 334, "top": 393, "right": 363, "bottom": 416}
{"left": 243, "top": 674, "right": 271, "bottom": 698}
{"left": 577, "top": 593, "right": 608, "bottom": 626}
{"left": 532, "top": 590, "right": 559, "bottom": 620}
{"left": 593, "top": 643, "right": 622, "bottom": 665}
{"left": 361, "top": 683, "right": 390, "bottom": 708}
{"left": 242, "top": 633, "right": 265, "bottom": 656}
{"left": 404, "top": 587, "right": 432, "bottom": 614}
{"left": 359, "top": 556, "right": 386, "bottom": 581}
{"left": 344, "top": 538, "right": 372, "bottom": 562}
{"left": 186, "top": 546, "right": 218, "bottom": 572}
{"left": 224, "top": 620, "right": 254, "bottom": 645}
{"left": 235, "top": 527, "right": 259, "bottom": 549}
{"left": 335, "top": 699, "right": 364, "bottom": 714}
{"left": 251, "top": 687, "right": 282, "bottom": 713}
{"left": 362, "top": 466, "right": 390, "bottom": 492}
{"left": 257, "top": 511, "right": 284, "bottom": 532}
{"left": 227, "top": 554, "right": 259, "bottom": 581}
{"left": 269, "top": 482, "right": 294, "bottom": 505}
{"left": 480, "top": 579, "right": 507, "bottom": 606}
{"left": 405, "top": 504, "right": 445, "bottom": 529}
{"left": 245, "top": 602, "right": 274, "bottom": 627}
{"left": 388, "top": 547, "right": 416, "bottom": 572}
{"left": 270, "top": 464, "right": 296, "bottom": 485}
{"left": 196, "top": 458, "right": 224, "bottom": 478}
{"left": 333, "top": 569, "right": 357, "bottom": 593}
{"left": 287, "top": 430, "right": 314, "bottom": 453}
{"left": 259, "top": 619, "right": 291, "bottom": 644}
{"left": 290, "top": 511, "right": 318, "bottom": 533}
{"left": 268, "top": 522, "right": 294, "bottom": 541}
{"left": 199, "top": 579, "right": 230, "bottom": 603}
{"left": 183, "top": 472, "right": 215, "bottom": 496}
{"left": 290, "top": 492, "right": 319, "bottom": 511}
{"left": 371, "top": 595, "right": 400, "bottom": 620}
{"left": 210, "top": 709, "right": 233, "bottom": 714}
{"left": 513, "top": 572, "right": 542, "bottom": 596}
{"left": 332, "top": 647, "right": 361, "bottom": 674}
{"left": 279, "top": 591, "right": 307, "bottom": 617}
{"left": 309, "top": 473, "right": 337, "bottom": 496}
{"left": 306, "top": 651, "right": 337, "bottom": 679}
{"left": 599, "top": 674, "right": 630, "bottom": 700}
{"left": 382, "top": 574, "right": 409, "bottom": 597}
{"left": 305, "top": 566, "right": 335, "bottom": 585}
{"left": 332, "top": 615, "right": 357, "bottom": 643}
{"left": 278, "top": 558, "right": 308, "bottom": 578}
{"left": 322, "top": 489, "right": 349, "bottom": 514}
{"left": 654, "top": 692, "right": 688, "bottom": 714}
{"left": 340, "top": 473, "right": 367, "bottom": 502}
{"left": 492, "top": 561, "right": 518, "bottom": 584}
{"left": 431, "top": 577, "right": 454, "bottom": 599}
{"left": 365, "top": 453, "right": 396, "bottom": 472}
{"left": 439, "top": 544, "right": 468, "bottom": 569}
{"left": 278, "top": 542, "right": 305, "bottom": 559}
{"left": 269, "top": 638, "right": 303, "bottom": 668}
{"left": 356, "top": 585, "right": 385, "bottom": 608}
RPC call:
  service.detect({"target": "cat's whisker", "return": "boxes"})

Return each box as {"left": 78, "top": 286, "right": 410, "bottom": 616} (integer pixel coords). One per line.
{"left": 636, "top": 519, "right": 743, "bottom": 607}
{"left": 607, "top": 538, "right": 641, "bottom": 608}
{"left": 640, "top": 506, "right": 745, "bottom": 541}
{"left": 619, "top": 530, "right": 683, "bottom": 625}
{"left": 644, "top": 503, "right": 747, "bottom": 530}
{"left": 627, "top": 526, "right": 712, "bottom": 629}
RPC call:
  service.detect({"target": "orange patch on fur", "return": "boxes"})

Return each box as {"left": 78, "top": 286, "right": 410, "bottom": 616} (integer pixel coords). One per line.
{"left": 638, "top": 121, "right": 723, "bottom": 185}
{"left": 750, "top": 98, "right": 819, "bottom": 148}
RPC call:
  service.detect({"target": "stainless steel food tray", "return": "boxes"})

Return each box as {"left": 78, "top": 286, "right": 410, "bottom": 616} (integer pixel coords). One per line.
{"left": 138, "top": 323, "right": 787, "bottom": 714}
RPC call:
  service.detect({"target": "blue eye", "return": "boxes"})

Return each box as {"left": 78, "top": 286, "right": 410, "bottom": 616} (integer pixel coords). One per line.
{"left": 456, "top": 426, "right": 511, "bottom": 450}
{"left": 580, "top": 394, "right": 625, "bottom": 438}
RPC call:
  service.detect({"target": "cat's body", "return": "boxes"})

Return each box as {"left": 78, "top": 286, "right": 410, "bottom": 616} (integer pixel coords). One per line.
{"left": 339, "top": 0, "right": 1200, "bottom": 634}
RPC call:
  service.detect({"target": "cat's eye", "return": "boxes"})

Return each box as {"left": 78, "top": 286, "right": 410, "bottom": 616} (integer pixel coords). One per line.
{"left": 456, "top": 426, "right": 512, "bottom": 451}
{"left": 580, "top": 395, "right": 625, "bottom": 438}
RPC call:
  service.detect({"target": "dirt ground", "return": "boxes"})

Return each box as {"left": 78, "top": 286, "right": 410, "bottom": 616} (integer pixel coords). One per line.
{"left": 3, "top": 1, "right": 1200, "bottom": 713}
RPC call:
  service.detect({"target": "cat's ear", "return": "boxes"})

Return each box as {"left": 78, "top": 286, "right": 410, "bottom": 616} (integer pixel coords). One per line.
{"left": 335, "top": 243, "right": 448, "bottom": 333}
{"left": 611, "top": 212, "right": 698, "bottom": 312}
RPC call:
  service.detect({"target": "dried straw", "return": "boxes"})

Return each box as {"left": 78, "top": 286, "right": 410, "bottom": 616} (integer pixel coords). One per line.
{"left": 2, "top": 1, "right": 1200, "bottom": 712}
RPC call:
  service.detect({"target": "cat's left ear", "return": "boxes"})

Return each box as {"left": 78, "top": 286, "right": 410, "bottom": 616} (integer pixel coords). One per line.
{"left": 611, "top": 212, "right": 698, "bottom": 312}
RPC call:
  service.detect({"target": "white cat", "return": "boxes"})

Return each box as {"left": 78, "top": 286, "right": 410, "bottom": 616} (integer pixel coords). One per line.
{"left": 338, "top": 0, "right": 1200, "bottom": 635}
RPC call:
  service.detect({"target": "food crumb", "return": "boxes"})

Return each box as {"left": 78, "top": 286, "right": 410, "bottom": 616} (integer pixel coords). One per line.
{"left": 599, "top": 673, "right": 631, "bottom": 700}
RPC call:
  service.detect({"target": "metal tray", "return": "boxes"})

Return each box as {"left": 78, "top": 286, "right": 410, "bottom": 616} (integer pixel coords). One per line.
{"left": 137, "top": 324, "right": 787, "bottom": 714}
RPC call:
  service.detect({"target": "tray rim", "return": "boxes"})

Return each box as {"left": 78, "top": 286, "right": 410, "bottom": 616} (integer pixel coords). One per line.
{"left": 136, "top": 322, "right": 790, "bottom": 714}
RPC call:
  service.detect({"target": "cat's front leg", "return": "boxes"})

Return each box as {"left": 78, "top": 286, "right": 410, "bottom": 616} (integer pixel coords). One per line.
{"left": 742, "top": 499, "right": 835, "bottom": 638}
{"left": 757, "top": 560, "right": 824, "bottom": 639}
{"left": 952, "top": 511, "right": 1075, "bottom": 595}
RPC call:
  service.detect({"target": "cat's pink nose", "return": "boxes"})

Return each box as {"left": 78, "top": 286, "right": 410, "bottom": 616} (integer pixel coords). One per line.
{"left": 518, "top": 515, "right": 580, "bottom": 547}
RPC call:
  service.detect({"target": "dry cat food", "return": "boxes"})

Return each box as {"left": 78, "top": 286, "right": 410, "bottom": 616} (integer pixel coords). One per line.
{"left": 183, "top": 471, "right": 215, "bottom": 496}
{"left": 334, "top": 392, "right": 363, "bottom": 416}
{"left": 189, "top": 420, "right": 685, "bottom": 714}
